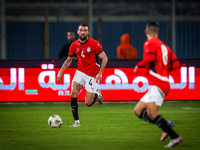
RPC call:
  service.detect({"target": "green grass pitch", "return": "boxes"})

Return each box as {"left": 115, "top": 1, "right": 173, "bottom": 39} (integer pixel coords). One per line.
{"left": 0, "top": 101, "right": 200, "bottom": 150}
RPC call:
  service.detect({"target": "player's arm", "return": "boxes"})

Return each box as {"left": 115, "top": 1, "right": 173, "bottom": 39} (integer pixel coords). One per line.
{"left": 134, "top": 53, "right": 155, "bottom": 73}
{"left": 170, "top": 53, "right": 180, "bottom": 71}
{"left": 137, "top": 53, "right": 155, "bottom": 67}
{"left": 57, "top": 41, "right": 75, "bottom": 83}
{"left": 96, "top": 51, "right": 108, "bottom": 83}
{"left": 134, "top": 42, "right": 155, "bottom": 73}
{"left": 57, "top": 56, "right": 73, "bottom": 83}
{"left": 57, "top": 42, "right": 76, "bottom": 82}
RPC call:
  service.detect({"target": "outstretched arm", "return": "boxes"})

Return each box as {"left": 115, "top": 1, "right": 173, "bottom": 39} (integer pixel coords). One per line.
{"left": 134, "top": 53, "right": 155, "bottom": 73}
{"left": 96, "top": 51, "right": 108, "bottom": 83}
{"left": 57, "top": 56, "right": 74, "bottom": 83}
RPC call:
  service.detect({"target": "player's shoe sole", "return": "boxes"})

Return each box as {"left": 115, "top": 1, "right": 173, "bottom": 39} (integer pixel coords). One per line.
{"left": 160, "top": 121, "right": 174, "bottom": 142}
{"left": 165, "top": 136, "right": 183, "bottom": 148}
{"left": 69, "top": 122, "right": 80, "bottom": 127}
{"left": 96, "top": 89, "right": 103, "bottom": 104}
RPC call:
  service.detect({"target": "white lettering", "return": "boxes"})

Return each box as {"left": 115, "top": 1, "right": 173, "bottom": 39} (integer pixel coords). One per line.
{"left": 132, "top": 76, "right": 149, "bottom": 92}
{"left": 170, "top": 66, "right": 187, "bottom": 89}
{"left": 38, "top": 67, "right": 70, "bottom": 90}
{"left": 18, "top": 68, "right": 25, "bottom": 90}
{"left": 0, "top": 66, "right": 196, "bottom": 92}
{"left": 189, "top": 66, "right": 195, "bottom": 89}
{"left": 98, "top": 66, "right": 195, "bottom": 92}
{"left": 0, "top": 68, "right": 17, "bottom": 90}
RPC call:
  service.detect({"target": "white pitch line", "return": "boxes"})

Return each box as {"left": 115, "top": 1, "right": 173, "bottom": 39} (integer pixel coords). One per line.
{"left": 183, "top": 107, "right": 200, "bottom": 110}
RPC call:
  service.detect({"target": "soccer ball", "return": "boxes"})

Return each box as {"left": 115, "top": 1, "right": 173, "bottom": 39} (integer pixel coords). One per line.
{"left": 48, "top": 115, "right": 63, "bottom": 128}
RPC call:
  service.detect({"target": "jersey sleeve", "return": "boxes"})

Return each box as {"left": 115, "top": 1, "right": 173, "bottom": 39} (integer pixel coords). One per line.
{"left": 137, "top": 41, "right": 155, "bottom": 67}
{"left": 94, "top": 41, "right": 103, "bottom": 55}
{"left": 68, "top": 42, "right": 76, "bottom": 57}
{"left": 170, "top": 51, "right": 180, "bottom": 71}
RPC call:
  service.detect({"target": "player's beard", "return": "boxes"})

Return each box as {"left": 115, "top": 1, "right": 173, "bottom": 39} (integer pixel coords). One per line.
{"left": 79, "top": 34, "right": 88, "bottom": 41}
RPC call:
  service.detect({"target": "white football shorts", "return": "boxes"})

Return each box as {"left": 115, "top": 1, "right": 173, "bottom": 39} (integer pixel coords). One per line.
{"left": 140, "top": 85, "right": 166, "bottom": 106}
{"left": 72, "top": 70, "right": 97, "bottom": 93}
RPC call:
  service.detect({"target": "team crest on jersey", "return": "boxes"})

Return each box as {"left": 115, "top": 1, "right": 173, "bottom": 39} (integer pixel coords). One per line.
{"left": 87, "top": 47, "right": 91, "bottom": 52}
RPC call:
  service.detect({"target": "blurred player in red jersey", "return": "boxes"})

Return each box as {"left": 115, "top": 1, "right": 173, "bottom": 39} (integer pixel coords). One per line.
{"left": 133, "top": 21, "right": 183, "bottom": 148}
{"left": 57, "top": 23, "right": 108, "bottom": 127}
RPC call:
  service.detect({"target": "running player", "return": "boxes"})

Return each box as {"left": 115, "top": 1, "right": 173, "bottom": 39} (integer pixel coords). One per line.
{"left": 133, "top": 21, "right": 183, "bottom": 148}
{"left": 57, "top": 23, "right": 108, "bottom": 127}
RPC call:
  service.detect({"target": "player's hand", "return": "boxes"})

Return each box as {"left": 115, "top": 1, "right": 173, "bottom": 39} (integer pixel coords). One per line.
{"left": 57, "top": 71, "right": 63, "bottom": 83}
{"left": 95, "top": 73, "right": 102, "bottom": 83}
{"left": 134, "top": 65, "right": 138, "bottom": 74}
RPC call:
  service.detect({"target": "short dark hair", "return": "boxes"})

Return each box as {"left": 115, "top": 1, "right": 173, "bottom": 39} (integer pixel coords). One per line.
{"left": 79, "top": 23, "right": 89, "bottom": 30}
{"left": 146, "top": 21, "right": 159, "bottom": 34}
{"left": 67, "top": 31, "right": 74, "bottom": 34}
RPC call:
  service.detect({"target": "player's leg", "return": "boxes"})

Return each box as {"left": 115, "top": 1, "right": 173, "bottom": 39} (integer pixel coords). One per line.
{"left": 71, "top": 81, "right": 83, "bottom": 118}
{"left": 146, "top": 102, "right": 160, "bottom": 120}
{"left": 146, "top": 98, "right": 175, "bottom": 141}
{"left": 70, "top": 81, "right": 83, "bottom": 127}
{"left": 147, "top": 102, "right": 180, "bottom": 139}
{"left": 160, "top": 121, "right": 175, "bottom": 142}
{"left": 148, "top": 103, "right": 182, "bottom": 147}
{"left": 134, "top": 92, "right": 153, "bottom": 123}
{"left": 69, "top": 70, "right": 85, "bottom": 127}
{"left": 84, "top": 75, "right": 102, "bottom": 107}
{"left": 146, "top": 86, "right": 182, "bottom": 147}
{"left": 85, "top": 91, "right": 96, "bottom": 106}
{"left": 96, "top": 89, "right": 103, "bottom": 104}
{"left": 85, "top": 90, "right": 103, "bottom": 106}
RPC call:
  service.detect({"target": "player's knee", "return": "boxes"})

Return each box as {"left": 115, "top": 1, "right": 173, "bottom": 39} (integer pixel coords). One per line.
{"left": 85, "top": 93, "right": 94, "bottom": 107}
{"left": 85, "top": 101, "right": 92, "bottom": 107}
{"left": 147, "top": 109, "right": 156, "bottom": 120}
{"left": 71, "top": 90, "right": 78, "bottom": 98}
{"left": 147, "top": 111, "right": 152, "bottom": 119}
{"left": 133, "top": 107, "right": 140, "bottom": 117}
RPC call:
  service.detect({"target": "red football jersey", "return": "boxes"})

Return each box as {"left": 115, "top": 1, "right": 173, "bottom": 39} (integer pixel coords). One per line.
{"left": 69, "top": 38, "right": 103, "bottom": 78}
{"left": 137, "top": 37, "right": 180, "bottom": 95}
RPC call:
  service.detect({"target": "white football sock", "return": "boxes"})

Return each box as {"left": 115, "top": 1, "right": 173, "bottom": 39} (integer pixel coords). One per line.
{"left": 75, "top": 120, "right": 80, "bottom": 124}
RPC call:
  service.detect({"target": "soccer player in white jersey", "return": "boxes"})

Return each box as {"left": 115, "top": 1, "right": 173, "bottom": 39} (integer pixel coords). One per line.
{"left": 57, "top": 23, "right": 108, "bottom": 127}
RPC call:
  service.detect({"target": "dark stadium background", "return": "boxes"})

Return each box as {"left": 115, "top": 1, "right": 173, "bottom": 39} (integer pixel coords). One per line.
{"left": 0, "top": 0, "right": 199, "bottom": 60}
